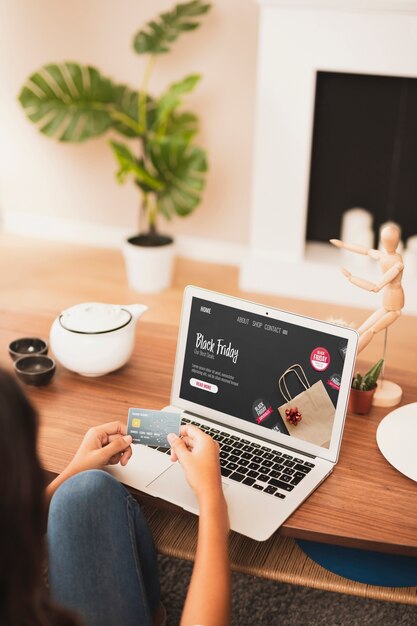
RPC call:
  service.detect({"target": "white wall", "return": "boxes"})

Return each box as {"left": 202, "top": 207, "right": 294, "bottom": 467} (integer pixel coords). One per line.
{"left": 241, "top": 0, "right": 417, "bottom": 314}
{"left": 0, "top": 0, "right": 258, "bottom": 249}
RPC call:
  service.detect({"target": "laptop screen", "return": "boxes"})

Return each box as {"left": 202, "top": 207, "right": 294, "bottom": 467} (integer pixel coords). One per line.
{"left": 179, "top": 296, "right": 350, "bottom": 450}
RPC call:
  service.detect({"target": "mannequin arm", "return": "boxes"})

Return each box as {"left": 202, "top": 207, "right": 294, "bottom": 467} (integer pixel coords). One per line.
{"left": 341, "top": 268, "right": 375, "bottom": 291}
{"left": 372, "top": 262, "right": 404, "bottom": 292}
{"left": 330, "top": 239, "right": 380, "bottom": 260}
{"left": 341, "top": 262, "right": 403, "bottom": 292}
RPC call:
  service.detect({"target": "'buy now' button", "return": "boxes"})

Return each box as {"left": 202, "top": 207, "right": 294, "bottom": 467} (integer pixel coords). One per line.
{"left": 190, "top": 378, "right": 218, "bottom": 394}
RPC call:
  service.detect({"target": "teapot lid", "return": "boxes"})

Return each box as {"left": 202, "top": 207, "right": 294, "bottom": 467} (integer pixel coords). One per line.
{"left": 59, "top": 303, "right": 132, "bottom": 334}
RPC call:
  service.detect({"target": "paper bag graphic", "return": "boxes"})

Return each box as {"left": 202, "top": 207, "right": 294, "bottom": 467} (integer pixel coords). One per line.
{"left": 278, "top": 364, "right": 335, "bottom": 448}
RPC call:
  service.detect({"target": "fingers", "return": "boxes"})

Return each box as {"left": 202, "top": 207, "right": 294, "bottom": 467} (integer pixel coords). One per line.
{"left": 108, "top": 433, "right": 129, "bottom": 443}
{"left": 179, "top": 423, "right": 201, "bottom": 438}
{"left": 106, "top": 421, "right": 127, "bottom": 435}
{"left": 171, "top": 425, "right": 204, "bottom": 457}
{"left": 179, "top": 424, "right": 209, "bottom": 447}
{"left": 167, "top": 433, "right": 188, "bottom": 463}
{"left": 120, "top": 446, "right": 132, "bottom": 466}
{"left": 99, "top": 434, "right": 132, "bottom": 464}
{"left": 107, "top": 454, "right": 122, "bottom": 465}
{"left": 88, "top": 421, "right": 127, "bottom": 448}
{"left": 168, "top": 426, "right": 217, "bottom": 465}
{"left": 96, "top": 421, "right": 127, "bottom": 436}
{"left": 181, "top": 425, "right": 218, "bottom": 451}
{"left": 181, "top": 435, "right": 194, "bottom": 449}
{"left": 108, "top": 444, "right": 133, "bottom": 466}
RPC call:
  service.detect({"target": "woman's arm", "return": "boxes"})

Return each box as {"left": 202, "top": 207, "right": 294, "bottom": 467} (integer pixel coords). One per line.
{"left": 168, "top": 426, "right": 231, "bottom": 626}
{"left": 185, "top": 491, "right": 230, "bottom": 626}
{"left": 46, "top": 421, "right": 132, "bottom": 504}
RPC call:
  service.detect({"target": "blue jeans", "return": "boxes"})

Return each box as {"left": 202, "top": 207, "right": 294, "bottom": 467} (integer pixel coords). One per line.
{"left": 48, "top": 470, "right": 161, "bottom": 626}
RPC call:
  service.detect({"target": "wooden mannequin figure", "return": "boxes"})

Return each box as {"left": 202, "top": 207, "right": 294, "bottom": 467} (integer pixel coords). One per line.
{"left": 330, "top": 223, "right": 404, "bottom": 407}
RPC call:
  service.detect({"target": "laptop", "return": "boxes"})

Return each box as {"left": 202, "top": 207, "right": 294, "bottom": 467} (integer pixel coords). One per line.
{"left": 110, "top": 286, "right": 358, "bottom": 541}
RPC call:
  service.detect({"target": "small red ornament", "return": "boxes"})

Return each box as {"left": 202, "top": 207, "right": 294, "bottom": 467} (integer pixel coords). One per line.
{"left": 285, "top": 406, "right": 302, "bottom": 426}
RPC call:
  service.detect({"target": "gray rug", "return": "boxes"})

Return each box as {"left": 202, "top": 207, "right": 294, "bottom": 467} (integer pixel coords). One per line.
{"left": 158, "top": 555, "right": 417, "bottom": 626}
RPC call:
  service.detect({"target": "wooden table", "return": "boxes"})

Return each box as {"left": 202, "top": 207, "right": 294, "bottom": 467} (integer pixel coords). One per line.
{"left": 2, "top": 307, "right": 417, "bottom": 603}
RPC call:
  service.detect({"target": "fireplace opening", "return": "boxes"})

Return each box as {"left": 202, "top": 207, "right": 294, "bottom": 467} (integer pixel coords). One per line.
{"left": 306, "top": 71, "right": 417, "bottom": 245}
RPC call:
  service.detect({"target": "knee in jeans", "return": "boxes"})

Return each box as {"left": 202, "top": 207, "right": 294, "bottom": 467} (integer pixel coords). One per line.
{"left": 50, "top": 469, "right": 122, "bottom": 514}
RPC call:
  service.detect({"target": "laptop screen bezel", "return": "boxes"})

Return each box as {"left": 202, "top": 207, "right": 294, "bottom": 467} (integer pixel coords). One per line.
{"left": 170, "top": 286, "right": 358, "bottom": 464}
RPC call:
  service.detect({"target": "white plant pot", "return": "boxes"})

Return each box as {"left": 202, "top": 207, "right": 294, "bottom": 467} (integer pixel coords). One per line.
{"left": 122, "top": 237, "right": 175, "bottom": 293}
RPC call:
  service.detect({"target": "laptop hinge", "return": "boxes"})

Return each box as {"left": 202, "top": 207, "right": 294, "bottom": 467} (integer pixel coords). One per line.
{"left": 182, "top": 409, "right": 317, "bottom": 460}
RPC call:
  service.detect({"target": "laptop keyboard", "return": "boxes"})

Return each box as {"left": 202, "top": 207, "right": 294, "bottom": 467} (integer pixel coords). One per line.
{"left": 150, "top": 417, "right": 315, "bottom": 499}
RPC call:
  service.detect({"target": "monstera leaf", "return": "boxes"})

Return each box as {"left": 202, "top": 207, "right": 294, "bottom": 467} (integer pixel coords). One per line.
{"left": 18, "top": 63, "right": 143, "bottom": 142}
{"left": 165, "top": 111, "right": 199, "bottom": 141}
{"left": 154, "top": 74, "right": 200, "bottom": 133}
{"left": 133, "top": 0, "right": 210, "bottom": 55}
{"left": 112, "top": 84, "right": 156, "bottom": 138}
{"left": 109, "top": 140, "right": 163, "bottom": 191}
{"left": 147, "top": 137, "right": 207, "bottom": 218}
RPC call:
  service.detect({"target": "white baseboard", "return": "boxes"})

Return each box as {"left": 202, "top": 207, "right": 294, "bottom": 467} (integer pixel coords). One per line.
{"left": 1, "top": 210, "right": 247, "bottom": 266}
{"left": 2, "top": 210, "right": 130, "bottom": 248}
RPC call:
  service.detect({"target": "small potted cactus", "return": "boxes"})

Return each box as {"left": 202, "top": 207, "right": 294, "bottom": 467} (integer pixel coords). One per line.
{"left": 348, "top": 358, "right": 384, "bottom": 415}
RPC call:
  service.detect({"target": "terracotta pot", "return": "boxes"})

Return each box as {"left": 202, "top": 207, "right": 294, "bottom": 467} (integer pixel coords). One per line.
{"left": 348, "top": 386, "right": 377, "bottom": 415}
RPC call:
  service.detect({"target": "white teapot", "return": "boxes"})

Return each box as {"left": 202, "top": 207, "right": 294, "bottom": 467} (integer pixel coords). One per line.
{"left": 50, "top": 302, "right": 148, "bottom": 377}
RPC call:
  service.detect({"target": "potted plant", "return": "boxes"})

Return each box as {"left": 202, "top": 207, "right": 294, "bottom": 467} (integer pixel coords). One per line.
{"left": 348, "top": 358, "right": 384, "bottom": 415}
{"left": 18, "top": 0, "right": 211, "bottom": 293}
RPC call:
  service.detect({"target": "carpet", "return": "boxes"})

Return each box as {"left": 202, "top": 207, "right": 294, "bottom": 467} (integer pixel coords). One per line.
{"left": 158, "top": 555, "right": 417, "bottom": 626}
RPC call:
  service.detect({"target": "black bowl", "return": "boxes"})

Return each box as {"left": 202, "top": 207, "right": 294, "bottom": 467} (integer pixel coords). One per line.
{"left": 9, "top": 337, "right": 48, "bottom": 361}
{"left": 14, "top": 355, "right": 56, "bottom": 386}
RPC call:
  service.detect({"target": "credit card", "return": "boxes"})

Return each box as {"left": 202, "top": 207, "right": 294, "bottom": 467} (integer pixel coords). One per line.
{"left": 127, "top": 408, "right": 181, "bottom": 447}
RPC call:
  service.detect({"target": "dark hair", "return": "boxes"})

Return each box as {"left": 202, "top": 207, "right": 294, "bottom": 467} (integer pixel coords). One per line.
{"left": 0, "top": 368, "right": 80, "bottom": 626}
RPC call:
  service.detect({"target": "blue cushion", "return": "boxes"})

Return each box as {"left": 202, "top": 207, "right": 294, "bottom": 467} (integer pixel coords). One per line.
{"left": 297, "top": 540, "right": 417, "bottom": 587}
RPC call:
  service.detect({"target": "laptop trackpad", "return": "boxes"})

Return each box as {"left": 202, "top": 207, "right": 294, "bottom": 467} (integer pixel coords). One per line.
{"left": 147, "top": 464, "right": 230, "bottom": 512}
{"left": 147, "top": 464, "right": 199, "bottom": 511}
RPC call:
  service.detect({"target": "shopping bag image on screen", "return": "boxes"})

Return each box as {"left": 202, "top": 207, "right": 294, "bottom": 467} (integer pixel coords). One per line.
{"left": 277, "top": 364, "right": 335, "bottom": 448}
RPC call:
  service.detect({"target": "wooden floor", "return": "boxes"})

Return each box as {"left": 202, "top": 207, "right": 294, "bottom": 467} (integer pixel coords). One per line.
{"left": 0, "top": 232, "right": 416, "bottom": 371}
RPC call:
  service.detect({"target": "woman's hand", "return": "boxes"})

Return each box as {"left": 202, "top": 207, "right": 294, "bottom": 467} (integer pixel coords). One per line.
{"left": 66, "top": 421, "right": 133, "bottom": 475}
{"left": 46, "top": 421, "right": 132, "bottom": 504}
{"left": 167, "top": 425, "right": 224, "bottom": 504}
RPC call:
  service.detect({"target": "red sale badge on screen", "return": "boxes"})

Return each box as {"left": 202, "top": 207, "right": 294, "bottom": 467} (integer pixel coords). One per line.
{"left": 310, "top": 347, "right": 330, "bottom": 372}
